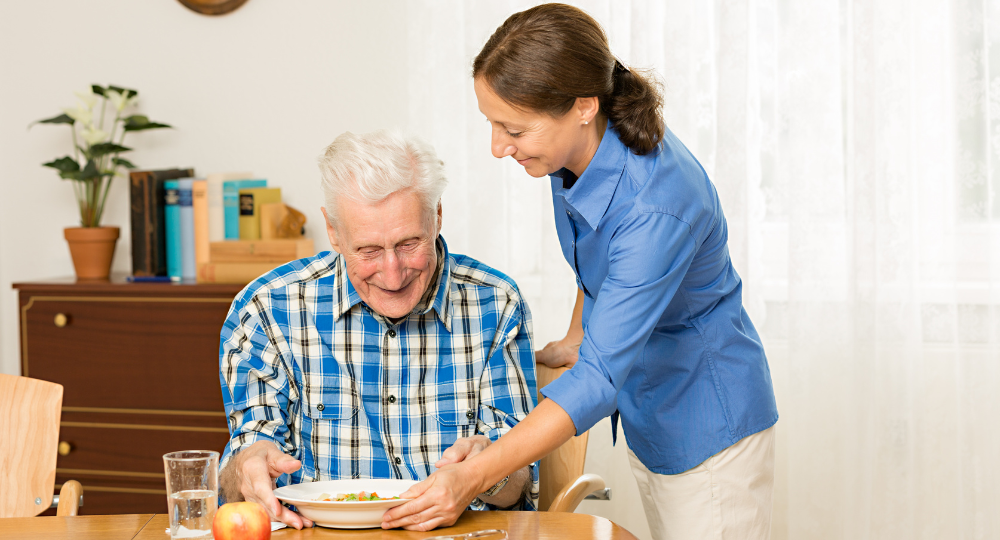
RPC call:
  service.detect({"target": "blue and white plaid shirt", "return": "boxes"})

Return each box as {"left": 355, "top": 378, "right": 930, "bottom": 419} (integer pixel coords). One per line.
{"left": 219, "top": 237, "right": 538, "bottom": 510}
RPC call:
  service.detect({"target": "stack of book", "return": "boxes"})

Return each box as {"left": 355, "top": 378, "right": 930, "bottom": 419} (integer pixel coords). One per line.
{"left": 129, "top": 169, "right": 315, "bottom": 284}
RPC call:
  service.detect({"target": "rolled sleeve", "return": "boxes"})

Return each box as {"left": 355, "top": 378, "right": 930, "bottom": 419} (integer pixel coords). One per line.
{"left": 219, "top": 302, "right": 296, "bottom": 473}
{"left": 541, "top": 211, "right": 698, "bottom": 435}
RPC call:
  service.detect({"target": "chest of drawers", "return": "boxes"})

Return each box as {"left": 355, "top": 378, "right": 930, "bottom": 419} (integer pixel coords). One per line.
{"left": 13, "top": 278, "right": 244, "bottom": 515}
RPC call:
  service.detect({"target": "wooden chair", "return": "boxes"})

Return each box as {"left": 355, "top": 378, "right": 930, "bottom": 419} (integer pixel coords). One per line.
{"left": 536, "top": 364, "right": 610, "bottom": 512}
{"left": 0, "top": 374, "right": 83, "bottom": 517}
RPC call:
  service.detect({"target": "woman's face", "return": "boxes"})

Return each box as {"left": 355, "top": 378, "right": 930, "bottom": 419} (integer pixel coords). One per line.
{"left": 474, "top": 77, "right": 598, "bottom": 178}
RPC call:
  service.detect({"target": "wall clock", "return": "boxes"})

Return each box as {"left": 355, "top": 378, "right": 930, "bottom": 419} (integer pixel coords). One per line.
{"left": 178, "top": 0, "right": 249, "bottom": 16}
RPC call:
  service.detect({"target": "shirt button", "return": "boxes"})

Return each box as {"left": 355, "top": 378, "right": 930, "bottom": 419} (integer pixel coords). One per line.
{"left": 394, "top": 457, "right": 402, "bottom": 465}
{"left": 388, "top": 395, "right": 396, "bottom": 404}
{"left": 466, "top": 410, "right": 475, "bottom": 420}
{"left": 387, "top": 329, "right": 396, "bottom": 338}
{"left": 316, "top": 403, "right": 325, "bottom": 411}
{"left": 566, "top": 210, "right": 572, "bottom": 217}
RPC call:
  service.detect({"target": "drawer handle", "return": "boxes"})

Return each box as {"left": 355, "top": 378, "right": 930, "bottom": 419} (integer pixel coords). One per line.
{"left": 54, "top": 313, "right": 70, "bottom": 328}
{"left": 58, "top": 441, "right": 73, "bottom": 456}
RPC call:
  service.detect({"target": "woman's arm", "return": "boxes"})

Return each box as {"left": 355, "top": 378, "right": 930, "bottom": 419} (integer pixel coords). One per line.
{"left": 381, "top": 398, "right": 576, "bottom": 531}
{"left": 535, "top": 288, "right": 584, "bottom": 368}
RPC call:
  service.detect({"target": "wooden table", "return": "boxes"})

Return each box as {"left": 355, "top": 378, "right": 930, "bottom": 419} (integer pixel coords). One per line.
{"left": 0, "top": 512, "right": 638, "bottom": 539}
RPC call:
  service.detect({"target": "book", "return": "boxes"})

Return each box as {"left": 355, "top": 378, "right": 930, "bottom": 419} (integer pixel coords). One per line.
{"left": 129, "top": 168, "right": 194, "bottom": 276}
{"left": 192, "top": 180, "right": 209, "bottom": 273}
{"left": 197, "top": 262, "right": 277, "bottom": 284}
{"left": 206, "top": 171, "right": 253, "bottom": 242}
{"left": 238, "top": 187, "right": 282, "bottom": 240}
{"left": 163, "top": 180, "right": 183, "bottom": 282}
{"left": 209, "top": 239, "right": 315, "bottom": 263}
{"left": 223, "top": 179, "right": 267, "bottom": 239}
{"left": 178, "top": 179, "right": 196, "bottom": 281}
{"left": 260, "top": 203, "right": 307, "bottom": 239}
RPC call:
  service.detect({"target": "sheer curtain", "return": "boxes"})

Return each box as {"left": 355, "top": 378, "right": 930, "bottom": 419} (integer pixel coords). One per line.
{"left": 404, "top": 1, "right": 1000, "bottom": 538}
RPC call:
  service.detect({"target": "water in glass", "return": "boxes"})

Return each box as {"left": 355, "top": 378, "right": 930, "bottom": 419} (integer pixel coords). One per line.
{"left": 168, "top": 489, "right": 217, "bottom": 539}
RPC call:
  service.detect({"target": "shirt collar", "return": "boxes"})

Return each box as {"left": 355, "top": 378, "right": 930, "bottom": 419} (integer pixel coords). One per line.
{"left": 333, "top": 235, "right": 453, "bottom": 331}
{"left": 550, "top": 121, "right": 627, "bottom": 231}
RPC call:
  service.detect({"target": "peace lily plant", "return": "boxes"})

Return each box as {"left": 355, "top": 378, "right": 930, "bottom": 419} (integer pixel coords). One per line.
{"left": 33, "top": 85, "right": 171, "bottom": 227}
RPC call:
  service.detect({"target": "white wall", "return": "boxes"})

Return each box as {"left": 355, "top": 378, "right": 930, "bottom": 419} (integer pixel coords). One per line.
{"left": 0, "top": 2, "right": 650, "bottom": 537}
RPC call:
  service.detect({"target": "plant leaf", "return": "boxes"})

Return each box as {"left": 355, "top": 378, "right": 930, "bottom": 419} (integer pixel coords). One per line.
{"left": 112, "top": 157, "right": 137, "bottom": 169}
{"left": 32, "top": 113, "right": 75, "bottom": 126}
{"left": 79, "top": 160, "right": 101, "bottom": 181}
{"left": 43, "top": 156, "right": 81, "bottom": 173}
{"left": 108, "top": 85, "right": 137, "bottom": 99}
{"left": 91, "top": 85, "right": 106, "bottom": 96}
{"left": 89, "top": 142, "right": 132, "bottom": 157}
{"left": 122, "top": 114, "right": 171, "bottom": 132}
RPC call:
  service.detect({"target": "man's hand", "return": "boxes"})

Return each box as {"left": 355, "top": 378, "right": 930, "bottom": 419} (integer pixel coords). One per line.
{"left": 535, "top": 337, "right": 581, "bottom": 368}
{"left": 380, "top": 462, "right": 481, "bottom": 531}
{"left": 219, "top": 440, "right": 313, "bottom": 529}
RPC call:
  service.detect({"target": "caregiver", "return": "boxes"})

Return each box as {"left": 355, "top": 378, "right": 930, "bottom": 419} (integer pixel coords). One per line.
{"left": 383, "top": 4, "right": 779, "bottom": 538}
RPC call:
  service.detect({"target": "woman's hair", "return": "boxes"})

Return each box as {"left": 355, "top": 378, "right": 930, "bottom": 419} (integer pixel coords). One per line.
{"left": 473, "top": 3, "right": 664, "bottom": 155}
{"left": 318, "top": 130, "right": 447, "bottom": 228}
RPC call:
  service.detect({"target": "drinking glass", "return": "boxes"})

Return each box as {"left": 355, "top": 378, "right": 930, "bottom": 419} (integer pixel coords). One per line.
{"left": 163, "top": 450, "right": 219, "bottom": 540}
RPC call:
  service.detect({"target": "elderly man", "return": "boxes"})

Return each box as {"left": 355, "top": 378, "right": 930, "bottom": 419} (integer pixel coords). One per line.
{"left": 217, "top": 130, "right": 538, "bottom": 529}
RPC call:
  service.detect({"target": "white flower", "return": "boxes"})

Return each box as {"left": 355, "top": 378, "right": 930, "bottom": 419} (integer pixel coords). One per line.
{"left": 63, "top": 106, "right": 93, "bottom": 126}
{"left": 105, "top": 89, "right": 133, "bottom": 112}
{"left": 74, "top": 87, "right": 99, "bottom": 109}
{"left": 81, "top": 126, "right": 108, "bottom": 146}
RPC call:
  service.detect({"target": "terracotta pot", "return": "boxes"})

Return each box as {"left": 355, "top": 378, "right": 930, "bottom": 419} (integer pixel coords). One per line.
{"left": 64, "top": 226, "right": 120, "bottom": 280}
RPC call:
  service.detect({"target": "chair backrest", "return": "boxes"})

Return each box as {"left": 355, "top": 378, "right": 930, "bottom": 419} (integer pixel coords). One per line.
{"left": 0, "top": 374, "right": 64, "bottom": 518}
{"left": 535, "top": 364, "right": 590, "bottom": 511}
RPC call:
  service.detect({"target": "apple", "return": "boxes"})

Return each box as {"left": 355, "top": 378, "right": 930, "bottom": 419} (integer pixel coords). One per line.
{"left": 212, "top": 501, "right": 271, "bottom": 540}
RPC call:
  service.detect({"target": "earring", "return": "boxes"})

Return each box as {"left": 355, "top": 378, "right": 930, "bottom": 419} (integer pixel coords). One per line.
{"left": 584, "top": 121, "right": 589, "bottom": 125}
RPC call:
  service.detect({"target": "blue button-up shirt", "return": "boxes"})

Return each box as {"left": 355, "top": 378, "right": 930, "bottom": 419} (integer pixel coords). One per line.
{"left": 219, "top": 237, "right": 539, "bottom": 509}
{"left": 541, "top": 123, "right": 779, "bottom": 475}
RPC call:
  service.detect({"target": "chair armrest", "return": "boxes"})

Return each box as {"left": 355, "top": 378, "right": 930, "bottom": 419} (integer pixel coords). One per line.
{"left": 547, "top": 473, "right": 606, "bottom": 513}
{"left": 55, "top": 480, "right": 83, "bottom": 516}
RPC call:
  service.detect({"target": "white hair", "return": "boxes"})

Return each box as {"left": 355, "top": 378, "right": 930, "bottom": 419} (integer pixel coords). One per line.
{"left": 318, "top": 130, "right": 447, "bottom": 228}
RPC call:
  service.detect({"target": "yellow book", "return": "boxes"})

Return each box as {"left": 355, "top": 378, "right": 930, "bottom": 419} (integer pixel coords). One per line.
{"left": 238, "top": 187, "right": 281, "bottom": 240}
{"left": 192, "top": 180, "right": 209, "bottom": 271}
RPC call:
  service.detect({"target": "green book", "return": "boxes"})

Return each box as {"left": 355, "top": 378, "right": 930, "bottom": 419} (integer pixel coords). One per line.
{"left": 238, "top": 187, "right": 282, "bottom": 240}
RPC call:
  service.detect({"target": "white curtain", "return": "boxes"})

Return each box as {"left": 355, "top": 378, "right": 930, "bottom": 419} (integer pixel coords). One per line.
{"left": 405, "top": 1, "right": 1000, "bottom": 539}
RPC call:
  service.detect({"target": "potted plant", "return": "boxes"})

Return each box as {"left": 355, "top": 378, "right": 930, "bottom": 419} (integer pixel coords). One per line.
{"left": 33, "top": 85, "right": 170, "bottom": 279}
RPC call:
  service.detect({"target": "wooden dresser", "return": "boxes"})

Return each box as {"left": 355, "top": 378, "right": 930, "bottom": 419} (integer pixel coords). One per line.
{"left": 13, "top": 277, "right": 245, "bottom": 515}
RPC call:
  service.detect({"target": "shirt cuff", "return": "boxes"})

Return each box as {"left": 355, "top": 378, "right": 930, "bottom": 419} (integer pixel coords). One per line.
{"left": 539, "top": 359, "right": 618, "bottom": 436}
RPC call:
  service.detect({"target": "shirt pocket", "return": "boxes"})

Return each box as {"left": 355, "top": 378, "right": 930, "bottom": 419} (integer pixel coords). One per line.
{"left": 302, "top": 380, "right": 359, "bottom": 421}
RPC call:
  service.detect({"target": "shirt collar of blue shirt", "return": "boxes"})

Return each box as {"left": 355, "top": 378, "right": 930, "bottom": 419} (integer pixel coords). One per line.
{"left": 550, "top": 121, "right": 628, "bottom": 231}
{"left": 332, "top": 235, "right": 454, "bottom": 331}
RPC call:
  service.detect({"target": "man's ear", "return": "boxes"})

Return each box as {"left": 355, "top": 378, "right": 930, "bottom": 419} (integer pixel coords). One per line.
{"left": 436, "top": 202, "right": 443, "bottom": 236}
{"left": 321, "top": 207, "right": 341, "bottom": 253}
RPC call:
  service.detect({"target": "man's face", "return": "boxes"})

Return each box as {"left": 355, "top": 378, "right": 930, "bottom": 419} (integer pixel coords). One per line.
{"left": 325, "top": 188, "right": 441, "bottom": 320}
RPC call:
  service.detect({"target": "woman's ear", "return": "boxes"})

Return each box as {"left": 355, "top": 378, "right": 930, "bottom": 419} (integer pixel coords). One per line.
{"left": 574, "top": 96, "right": 600, "bottom": 125}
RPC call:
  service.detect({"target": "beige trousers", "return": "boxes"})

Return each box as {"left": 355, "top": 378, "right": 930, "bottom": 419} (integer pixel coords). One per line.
{"left": 627, "top": 426, "right": 776, "bottom": 540}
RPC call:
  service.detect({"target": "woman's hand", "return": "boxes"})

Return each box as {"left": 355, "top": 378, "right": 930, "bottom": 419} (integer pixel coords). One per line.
{"left": 536, "top": 337, "right": 581, "bottom": 368}
{"left": 381, "top": 462, "right": 482, "bottom": 531}
{"left": 435, "top": 435, "right": 491, "bottom": 467}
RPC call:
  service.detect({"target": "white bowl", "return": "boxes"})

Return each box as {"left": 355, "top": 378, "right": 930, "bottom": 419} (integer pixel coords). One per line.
{"left": 273, "top": 479, "right": 417, "bottom": 529}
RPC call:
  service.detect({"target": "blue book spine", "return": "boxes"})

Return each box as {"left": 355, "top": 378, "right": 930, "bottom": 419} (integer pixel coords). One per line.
{"left": 178, "top": 179, "right": 196, "bottom": 281}
{"left": 164, "top": 180, "right": 182, "bottom": 282}
{"left": 223, "top": 179, "right": 267, "bottom": 239}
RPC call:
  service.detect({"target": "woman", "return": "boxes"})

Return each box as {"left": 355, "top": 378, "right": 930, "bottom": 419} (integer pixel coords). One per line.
{"left": 383, "top": 4, "right": 779, "bottom": 538}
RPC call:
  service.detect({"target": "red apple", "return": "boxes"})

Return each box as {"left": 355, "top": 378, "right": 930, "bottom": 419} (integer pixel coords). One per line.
{"left": 212, "top": 501, "right": 271, "bottom": 540}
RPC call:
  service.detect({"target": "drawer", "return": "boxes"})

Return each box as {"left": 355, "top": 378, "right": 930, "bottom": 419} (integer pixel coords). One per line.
{"left": 21, "top": 295, "right": 233, "bottom": 410}
{"left": 56, "top": 413, "right": 231, "bottom": 474}
{"left": 44, "top": 475, "right": 169, "bottom": 515}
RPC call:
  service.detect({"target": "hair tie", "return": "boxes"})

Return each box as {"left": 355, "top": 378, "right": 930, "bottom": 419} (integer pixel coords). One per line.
{"left": 614, "top": 59, "right": 629, "bottom": 74}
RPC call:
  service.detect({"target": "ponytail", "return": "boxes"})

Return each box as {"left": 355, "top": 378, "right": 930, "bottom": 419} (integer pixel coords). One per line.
{"left": 604, "top": 61, "right": 664, "bottom": 155}
{"left": 474, "top": 3, "right": 665, "bottom": 156}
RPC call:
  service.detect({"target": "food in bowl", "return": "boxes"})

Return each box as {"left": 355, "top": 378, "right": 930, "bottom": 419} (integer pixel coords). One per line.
{"left": 316, "top": 491, "right": 401, "bottom": 502}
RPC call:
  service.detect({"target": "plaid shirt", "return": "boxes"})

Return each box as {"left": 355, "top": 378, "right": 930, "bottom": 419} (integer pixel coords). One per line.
{"left": 219, "top": 237, "right": 538, "bottom": 510}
